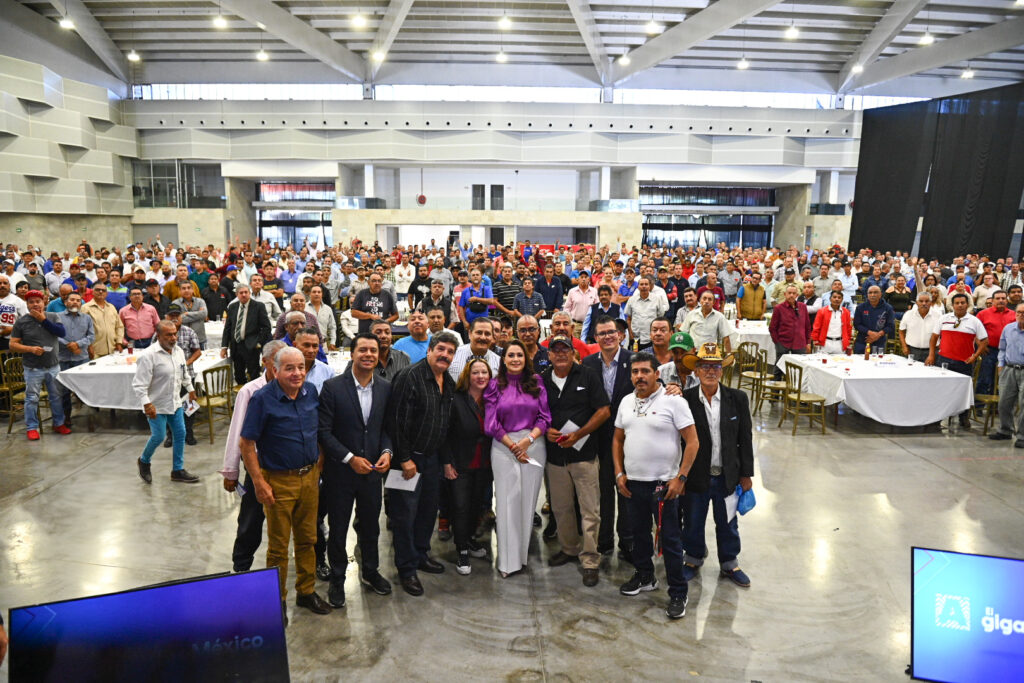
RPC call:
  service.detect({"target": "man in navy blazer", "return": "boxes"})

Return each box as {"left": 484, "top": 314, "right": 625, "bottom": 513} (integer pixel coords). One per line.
{"left": 582, "top": 313, "right": 634, "bottom": 560}
{"left": 680, "top": 342, "right": 755, "bottom": 589}
{"left": 318, "top": 332, "right": 394, "bottom": 608}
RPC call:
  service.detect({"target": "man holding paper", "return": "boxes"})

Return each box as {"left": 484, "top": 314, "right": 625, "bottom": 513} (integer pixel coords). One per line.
{"left": 541, "top": 335, "right": 610, "bottom": 586}
{"left": 680, "top": 342, "right": 755, "bottom": 589}
{"left": 317, "top": 333, "right": 394, "bottom": 608}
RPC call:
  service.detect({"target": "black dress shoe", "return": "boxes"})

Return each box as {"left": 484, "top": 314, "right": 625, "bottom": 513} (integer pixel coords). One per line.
{"left": 401, "top": 575, "right": 424, "bottom": 596}
{"left": 137, "top": 458, "right": 152, "bottom": 484}
{"left": 170, "top": 469, "right": 200, "bottom": 483}
{"left": 327, "top": 584, "right": 346, "bottom": 608}
{"left": 548, "top": 551, "right": 578, "bottom": 567}
{"left": 185, "top": 434, "right": 198, "bottom": 446}
{"left": 163, "top": 435, "right": 172, "bottom": 448}
{"left": 360, "top": 572, "right": 392, "bottom": 595}
{"left": 989, "top": 432, "right": 1012, "bottom": 441}
{"left": 295, "top": 591, "right": 332, "bottom": 614}
{"left": 418, "top": 556, "right": 445, "bottom": 574}
{"left": 316, "top": 561, "right": 331, "bottom": 582}
{"left": 1016, "top": 440, "right": 1024, "bottom": 449}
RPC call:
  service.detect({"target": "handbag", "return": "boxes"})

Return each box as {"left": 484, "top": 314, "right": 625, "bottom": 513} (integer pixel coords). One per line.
{"left": 467, "top": 287, "right": 487, "bottom": 313}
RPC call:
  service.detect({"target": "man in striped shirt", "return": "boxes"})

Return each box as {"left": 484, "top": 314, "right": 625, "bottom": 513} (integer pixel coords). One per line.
{"left": 927, "top": 292, "right": 988, "bottom": 429}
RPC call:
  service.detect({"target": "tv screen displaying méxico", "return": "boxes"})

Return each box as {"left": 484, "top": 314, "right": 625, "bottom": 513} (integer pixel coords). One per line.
{"left": 912, "top": 547, "right": 1024, "bottom": 683}
{"left": 8, "top": 568, "right": 289, "bottom": 682}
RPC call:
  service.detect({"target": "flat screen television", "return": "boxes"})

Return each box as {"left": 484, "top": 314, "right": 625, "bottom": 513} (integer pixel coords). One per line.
{"left": 911, "top": 547, "right": 1024, "bottom": 682}
{"left": 8, "top": 568, "right": 289, "bottom": 682}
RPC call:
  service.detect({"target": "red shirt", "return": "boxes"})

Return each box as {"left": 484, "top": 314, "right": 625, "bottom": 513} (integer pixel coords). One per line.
{"left": 695, "top": 285, "right": 725, "bottom": 311}
{"left": 977, "top": 306, "right": 1015, "bottom": 350}
{"left": 769, "top": 301, "right": 812, "bottom": 349}
{"left": 540, "top": 336, "right": 595, "bottom": 358}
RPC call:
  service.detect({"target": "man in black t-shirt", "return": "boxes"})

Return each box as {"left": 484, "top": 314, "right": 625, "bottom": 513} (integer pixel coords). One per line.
{"left": 352, "top": 274, "right": 398, "bottom": 333}
{"left": 260, "top": 260, "right": 286, "bottom": 305}
{"left": 407, "top": 263, "right": 433, "bottom": 308}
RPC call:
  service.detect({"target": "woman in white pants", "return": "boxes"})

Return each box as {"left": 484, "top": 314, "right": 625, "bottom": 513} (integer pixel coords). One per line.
{"left": 484, "top": 340, "right": 551, "bottom": 577}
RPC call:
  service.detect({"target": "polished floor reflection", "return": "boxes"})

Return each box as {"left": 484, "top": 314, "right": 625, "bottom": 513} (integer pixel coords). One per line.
{"left": 1, "top": 406, "right": 1022, "bottom": 681}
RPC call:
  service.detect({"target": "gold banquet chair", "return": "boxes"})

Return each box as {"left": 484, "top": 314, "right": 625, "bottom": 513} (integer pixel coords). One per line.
{"left": 2, "top": 355, "right": 27, "bottom": 433}
{"left": 754, "top": 349, "right": 787, "bottom": 413}
{"left": 972, "top": 363, "right": 999, "bottom": 436}
{"left": 197, "top": 364, "right": 233, "bottom": 444}
{"left": 735, "top": 341, "right": 763, "bottom": 397}
{"left": 778, "top": 362, "right": 827, "bottom": 435}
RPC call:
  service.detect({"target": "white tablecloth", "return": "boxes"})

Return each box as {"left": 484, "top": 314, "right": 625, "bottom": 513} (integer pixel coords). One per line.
{"left": 731, "top": 320, "right": 775, "bottom": 364}
{"left": 775, "top": 353, "right": 973, "bottom": 426}
{"left": 205, "top": 320, "right": 224, "bottom": 343}
{"left": 57, "top": 349, "right": 230, "bottom": 411}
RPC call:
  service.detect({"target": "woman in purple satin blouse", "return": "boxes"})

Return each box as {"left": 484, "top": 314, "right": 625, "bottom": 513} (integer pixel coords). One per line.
{"left": 484, "top": 339, "right": 551, "bottom": 577}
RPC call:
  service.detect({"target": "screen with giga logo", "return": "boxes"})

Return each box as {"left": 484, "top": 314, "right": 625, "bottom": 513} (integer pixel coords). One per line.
{"left": 912, "top": 547, "right": 1024, "bottom": 682}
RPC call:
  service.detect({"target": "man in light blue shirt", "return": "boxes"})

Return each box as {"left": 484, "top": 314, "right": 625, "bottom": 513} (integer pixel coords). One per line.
{"left": 55, "top": 291, "right": 94, "bottom": 425}
{"left": 990, "top": 303, "right": 1024, "bottom": 445}
{"left": 393, "top": 310, "right": 430, "bottom": 364}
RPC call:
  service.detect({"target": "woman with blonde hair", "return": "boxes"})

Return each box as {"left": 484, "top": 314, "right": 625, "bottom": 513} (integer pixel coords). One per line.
{"left": 484, "top": 340, "right": 551, "bottom": 577}
{"left": 444, "top": 358, "right": 493, "bottom": 575}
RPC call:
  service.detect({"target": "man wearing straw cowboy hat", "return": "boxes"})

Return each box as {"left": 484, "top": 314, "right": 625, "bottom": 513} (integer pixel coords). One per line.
{"left": 679, "top": 342, "right": 755, "bottom": 589}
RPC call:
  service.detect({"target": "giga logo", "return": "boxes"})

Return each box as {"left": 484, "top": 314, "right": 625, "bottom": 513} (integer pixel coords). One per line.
{"left": 935, "top": 594, "right": 970, "bottom": 631}
{"left": 982, "top": 607, "right": 1024, "bottom": 636}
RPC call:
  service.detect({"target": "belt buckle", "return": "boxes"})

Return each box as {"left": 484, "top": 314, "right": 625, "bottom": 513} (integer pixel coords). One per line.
{"left": 710, "top": 466, "right": 723, "bottom": 476}
{"left": 297, "top": 464, "right": 314, "bottom": 475}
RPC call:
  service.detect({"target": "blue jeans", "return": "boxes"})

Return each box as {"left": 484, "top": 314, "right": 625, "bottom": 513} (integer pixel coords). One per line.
{"left": 626, "top": 480, "right": 687, "bottom": 599}
{"left": 58, "top": 358, "right": 89, "bottom": 420}
{"left": 975, "top": 347, "right": 999, "bottom": 399}
{"left": 681, "top": 475, "right": 742, "bottom": 571}
{"left": 140, "top": 407, "right": 185, "bottom": 471}
{"left": 24, "top": 365, "right": 66, "bottom": 431}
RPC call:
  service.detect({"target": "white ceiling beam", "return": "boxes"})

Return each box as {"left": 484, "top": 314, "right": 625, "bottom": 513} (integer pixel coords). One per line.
{"left": 609, "top": 0, "right": 779, "bottom": 84}
{"left": 218, "top": 0, "right": 365, "bottom": 82}
{"left": 836, "top": 0, "right": 930, "bottom": 93}
{"left": 368, "top": 0, "right": 415, "bottom": 79}
{"left": 565, "top": 0, "right": 610, "bottom": 86}
{"left": 46, "top": 0, "right": 129, "bottom": 82}
{"left": 847, "top": 16, "right": 1024, "bottom": 92}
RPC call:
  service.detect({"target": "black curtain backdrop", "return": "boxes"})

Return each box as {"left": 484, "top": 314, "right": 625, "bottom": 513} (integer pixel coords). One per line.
{"left": 849, "top": 100, "right": 937, "bottom": 253}
{"left": 919, "top": 83, "right": 1024, "bottom": 261}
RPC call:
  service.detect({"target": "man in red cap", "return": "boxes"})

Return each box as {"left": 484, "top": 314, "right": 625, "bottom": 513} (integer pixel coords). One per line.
{"left": 9, "top": 290, "right": 71, "bottom": 440}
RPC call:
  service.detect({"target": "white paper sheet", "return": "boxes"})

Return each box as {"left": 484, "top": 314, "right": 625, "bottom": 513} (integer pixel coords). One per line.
{"left": 525, "top": 457, "right": 544, "bottom": 468}
{"left": 560, "top": 420, "right": 590, "bottom": 451}
{"left": 725, "top": 490, "right": 739, "bottom": 523}
{"left": 384, "top": 469, "right": 421, "bottom": 491}
{"left": 184, "top": 399, "right": 200, "bottom": 417}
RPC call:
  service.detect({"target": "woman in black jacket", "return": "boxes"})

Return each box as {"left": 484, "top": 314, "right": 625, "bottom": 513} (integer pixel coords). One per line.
{"left": 443, "top": 357, "right": 493, "bottom": 575}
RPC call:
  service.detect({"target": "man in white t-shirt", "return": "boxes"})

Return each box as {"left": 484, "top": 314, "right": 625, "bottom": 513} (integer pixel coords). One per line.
{"left": 612, "top": 351, "right": 699, "bottom": 620}
{"left": 0, "top": 274, "right": 28, "bottom": 352}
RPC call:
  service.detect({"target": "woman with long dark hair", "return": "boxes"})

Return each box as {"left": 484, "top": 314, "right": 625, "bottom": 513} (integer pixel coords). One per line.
{"left": 484, "top": 340, "right": 551, "bottom": 577}
{"left": 444, "top": 358, "right": 493, "bottom": 575}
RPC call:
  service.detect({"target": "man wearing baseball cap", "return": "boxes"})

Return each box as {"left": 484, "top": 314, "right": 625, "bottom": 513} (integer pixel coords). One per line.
{"left": 680, "top": 342, "right": 754, "bottom": 589}
{"left": 659, "top": 331, "right": 699, "bottom": 394}
{"left": 9, "top": 290, "right": 71, "bottom": 440}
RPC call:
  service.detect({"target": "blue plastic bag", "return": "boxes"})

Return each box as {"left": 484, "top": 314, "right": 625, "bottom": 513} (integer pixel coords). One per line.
{"left": 735, "top": 485, "right": 756, "bottom": 515}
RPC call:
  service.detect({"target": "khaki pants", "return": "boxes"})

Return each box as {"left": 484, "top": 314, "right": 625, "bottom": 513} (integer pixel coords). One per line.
{"left": 262, "top": 467, "right": 320, "bottom": 601}
{"left": 573, "top": 321, "right": 584, "bottom": 340}
{"left": 547, "top": 459, "right": 601, "bottom": 569}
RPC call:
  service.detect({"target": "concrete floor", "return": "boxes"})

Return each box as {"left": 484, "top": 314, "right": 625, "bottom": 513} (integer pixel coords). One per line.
{"left": 1, "top": 405, "right": 1022, "bottom": 682}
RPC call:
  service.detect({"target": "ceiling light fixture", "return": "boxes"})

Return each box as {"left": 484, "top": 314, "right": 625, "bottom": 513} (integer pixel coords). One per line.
{"left": 960, "top": 66, "right": 974, "bottom": 79}
{"left": 737, "top": 57, "right": 750, "bottom": 70}
{"left": 127, "top": 49, "right": 141, "bottom": 62}
{"left": 619, "top": 53, "right": 631, "bottom": 66}
{"left": 785, "top": 24, "right": 799, "bottom": 40}
{"left": 645, "top": 0, "right": 660, "bottom": 35}
{"left": 59, "top": 16, "right": 75, "bottom": 29}
{"left": 212, "top": 1, "right": 227, "bottom": 28}
{"left": 496, "top": 51, "right": 508, "bottom": 63}
{"left": 256, "top": 30, "right": 268, "bottom": 61}
{"left": 372, "top": 50, "right": 386, "bottom": 62}
{"left": 499, "top": 14, "right": 512, "bottom": 30}
{"left": 919, "top": 11, "right": 934, "bottom": 45}
{"left": 851, "top": 63, "right": 864, "bottom": 74}
{"left": 352, "top": 13, "right": 367, "bottom": 29}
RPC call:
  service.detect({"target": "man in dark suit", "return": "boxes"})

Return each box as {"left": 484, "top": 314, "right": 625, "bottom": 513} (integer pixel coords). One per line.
{"left": 317, "top": 332, "right": 394, "bottom": 608}
{"left": 680, "top": 342, "right": 755, "bottom": 589}
{"left": 581, "top": 314, "right": 633, "bottom": 561}
{"left": 221, "top": 283, "right": 272, "bottom": 386}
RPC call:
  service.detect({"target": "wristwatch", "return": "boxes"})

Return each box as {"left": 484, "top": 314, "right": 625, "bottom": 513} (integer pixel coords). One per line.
{"left": 677, "top": 472, "right": 688, "bottom": 482}
{"left": 527, "top": 434, "right": 536, "bottom": 444}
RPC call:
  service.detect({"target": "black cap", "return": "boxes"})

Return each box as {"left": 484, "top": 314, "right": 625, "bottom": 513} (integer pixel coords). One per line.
{"left": 167, "top": 303, "right": 183, "bottom": 315}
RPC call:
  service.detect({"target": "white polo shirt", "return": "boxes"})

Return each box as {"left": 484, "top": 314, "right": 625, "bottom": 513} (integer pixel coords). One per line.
{"left": 899, "top": 305, "right": 941, "bottom": 348}
{"left": 614, "top": 386, "right": 695, "bottom": 481}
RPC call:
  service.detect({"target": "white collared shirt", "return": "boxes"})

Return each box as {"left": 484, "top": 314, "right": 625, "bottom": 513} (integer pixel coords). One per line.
{"left": 698, "top": 386, "right": 722, "bottom": 469}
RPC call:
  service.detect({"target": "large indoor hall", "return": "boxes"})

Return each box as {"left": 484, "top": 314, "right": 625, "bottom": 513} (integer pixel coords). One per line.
{"left": 1, "top": 1, "right": 1023, "bottom": 682}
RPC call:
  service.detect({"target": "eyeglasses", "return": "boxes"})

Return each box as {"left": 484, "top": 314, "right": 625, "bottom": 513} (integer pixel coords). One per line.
{"left": 696, "top": 364, "right": 723, "bottom": 372}
{"left": 595, "top": 330, "right": 618, "bottom": 338}
{"left": 518, "top": 327, "right": 538, "bottom": 334}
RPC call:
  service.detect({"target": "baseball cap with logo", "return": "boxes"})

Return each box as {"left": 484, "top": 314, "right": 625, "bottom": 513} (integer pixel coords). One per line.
{"left": 668, "top": 331, "right": 695, "bottom": 352}
{"left": 548, "top": 334, "right": 573, "bottom": 350}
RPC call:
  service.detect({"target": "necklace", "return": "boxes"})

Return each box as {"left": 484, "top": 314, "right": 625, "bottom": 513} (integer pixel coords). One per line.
{"left": 634, "top": 388, "right": 659, "bottom": 417}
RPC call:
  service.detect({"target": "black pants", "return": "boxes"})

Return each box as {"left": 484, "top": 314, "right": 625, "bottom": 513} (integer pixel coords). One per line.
{"left": 230, "top": 344, "right": 261, "bottom": 386}
{"left": 596, "top": 430, "right": 632, "bottom": 554}
{"left": 315, "top": 477, "right": 329, "bottom": 566}
{"left": 449, "top": 466, "right": 492, "bottom": 551}
{"left": 773, "top": 344, "right": 806, "bottom": 379}
{"left": 231, "top": 473, "right": 265, "bottom": 572}
{"left": 390, "top": 452, "right": 441, "bottom": 578}
{"left": 324, "top": 462, "right": 383, "bottom": 587}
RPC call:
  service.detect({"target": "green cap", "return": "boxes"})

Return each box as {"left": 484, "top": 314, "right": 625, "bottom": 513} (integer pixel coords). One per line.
{"left": 668, "top": 331, "right": 695, "bottom": 351}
